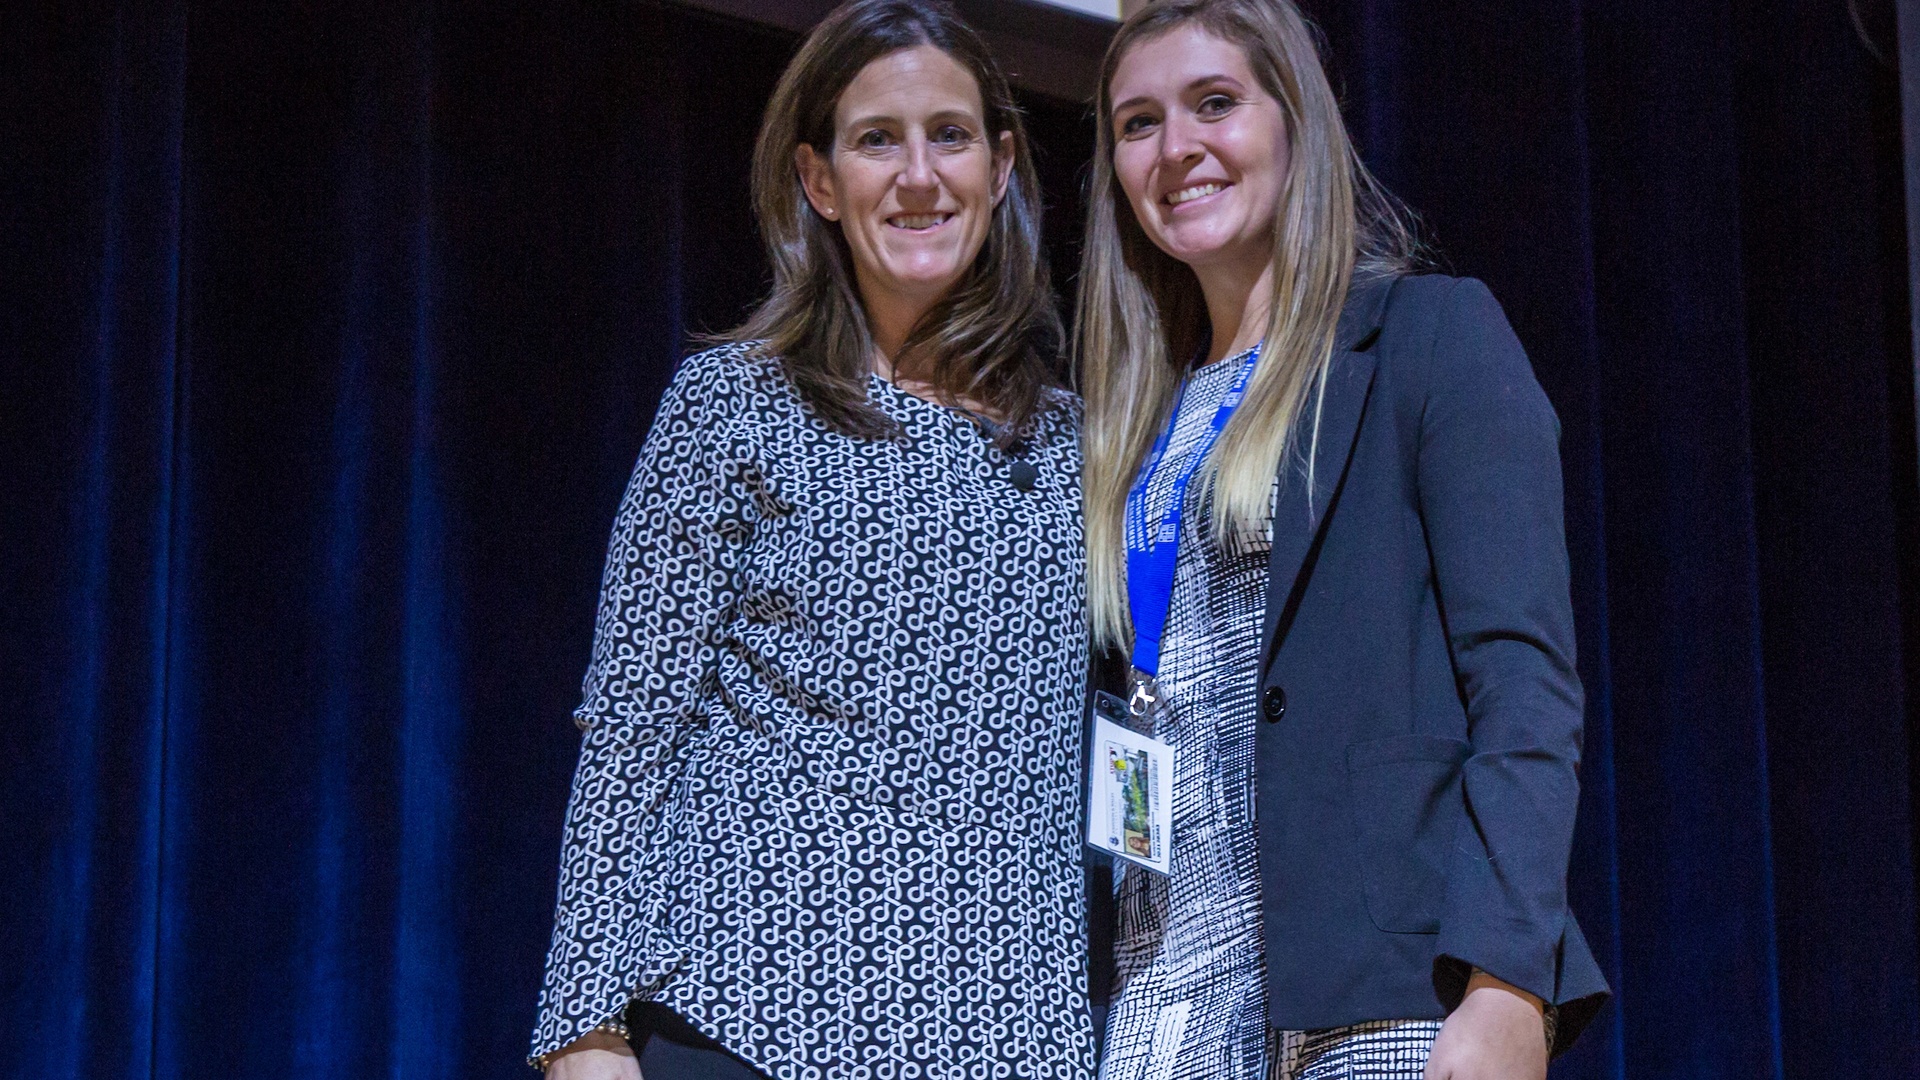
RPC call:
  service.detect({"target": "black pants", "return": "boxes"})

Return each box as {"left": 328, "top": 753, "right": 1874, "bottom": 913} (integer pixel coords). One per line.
{"left": 625, "top": 1003, "right": 771, "bottom": 1080}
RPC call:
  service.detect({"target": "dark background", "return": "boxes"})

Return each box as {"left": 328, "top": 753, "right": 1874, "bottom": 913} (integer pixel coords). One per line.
{"left": 3, "top": 1, "right": 1916, "bottom": 1077}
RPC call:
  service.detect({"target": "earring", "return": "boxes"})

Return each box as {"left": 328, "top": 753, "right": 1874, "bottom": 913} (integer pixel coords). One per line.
{"left": 823, "top": 206, "right": 837, "bottom": 219}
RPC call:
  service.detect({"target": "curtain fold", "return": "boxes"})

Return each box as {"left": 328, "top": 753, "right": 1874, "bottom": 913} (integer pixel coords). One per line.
{"left": 1, "top": 3, "right": 186, "bottom": 1077}
{"left": 1301, "top": 0, "right": 1920, "bottom": 1075}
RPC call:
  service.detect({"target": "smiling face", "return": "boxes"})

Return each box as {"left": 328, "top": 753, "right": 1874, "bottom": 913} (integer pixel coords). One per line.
{"left": 796, "top": 45, "right": 1013, "bottom": 336}
{"left": 1108, "top": 25, "right": 1291, "bottom": 281}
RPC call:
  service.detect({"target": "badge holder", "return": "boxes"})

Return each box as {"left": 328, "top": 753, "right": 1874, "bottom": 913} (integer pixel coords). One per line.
{"left": 1085, "top": 678, "right": 1174, "bottom": 876}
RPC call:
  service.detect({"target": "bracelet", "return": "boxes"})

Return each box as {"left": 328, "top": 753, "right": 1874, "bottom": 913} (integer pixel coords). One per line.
{"left": 531, "top": 1017, "right": 631, "bottom": 1072}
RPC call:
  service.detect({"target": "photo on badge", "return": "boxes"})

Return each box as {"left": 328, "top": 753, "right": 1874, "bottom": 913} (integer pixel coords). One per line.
{"left": 1113, "top": 747, "right": 1154, "bottom": 859}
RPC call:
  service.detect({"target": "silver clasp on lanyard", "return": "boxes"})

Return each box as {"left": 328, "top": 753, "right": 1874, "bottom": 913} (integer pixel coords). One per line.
{"left": 1127, "top": 671, "right": 1161, "bottom": 721}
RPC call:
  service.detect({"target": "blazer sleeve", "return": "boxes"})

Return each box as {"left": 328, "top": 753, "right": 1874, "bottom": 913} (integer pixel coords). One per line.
{"left": 1413, "top": 279, "right": 1591, "bottom": 1011}
{"left": 529, "top": 348, "right": 755, "bottom": 1064}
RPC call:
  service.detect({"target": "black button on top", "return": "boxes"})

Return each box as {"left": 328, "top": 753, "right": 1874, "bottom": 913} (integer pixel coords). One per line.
{"left": 1008, "top": 459, "right": 1038, "bottom": 491}
{"left": 1261, "top": 685, "right": 1288, "bottom": 722}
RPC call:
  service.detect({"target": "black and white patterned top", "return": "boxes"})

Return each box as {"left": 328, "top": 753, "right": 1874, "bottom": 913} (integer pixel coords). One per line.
{"left": 1098, "top": 352, "right": 1443, "bottom": 1080}
{"left": 530, "top": 342, "right": 1096, "bottom": 1080}
{"left": 1100, "top": 349, "right": 1275, "bottom": 1080}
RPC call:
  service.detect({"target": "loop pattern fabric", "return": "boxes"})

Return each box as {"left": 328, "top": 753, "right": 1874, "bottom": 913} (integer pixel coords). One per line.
{"left": 531, "top": 343, "right": 1095, "bottom": 1080}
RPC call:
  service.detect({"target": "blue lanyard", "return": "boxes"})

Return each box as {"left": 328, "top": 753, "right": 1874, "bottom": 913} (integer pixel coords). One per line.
{"left": 1124, "top": 345, "right": 1260, "bottom": 677}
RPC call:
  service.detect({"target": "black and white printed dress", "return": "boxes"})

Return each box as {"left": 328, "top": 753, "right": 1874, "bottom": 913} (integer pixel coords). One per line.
{"left": 529, "top": 342, "right": 1096, "bottom": 1080}
{"left": 1099, "top": 351, "right": 1441, "bottom": 1080}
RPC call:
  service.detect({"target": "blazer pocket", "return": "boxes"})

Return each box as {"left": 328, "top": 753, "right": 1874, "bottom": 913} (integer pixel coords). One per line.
{"left": 1346, "top": 734, "right": 1471, "bottom": 934}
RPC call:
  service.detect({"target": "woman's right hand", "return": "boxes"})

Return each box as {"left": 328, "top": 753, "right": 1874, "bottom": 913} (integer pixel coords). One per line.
{"left": 544, "top": 1030, "right": 642, "bottom": 1080}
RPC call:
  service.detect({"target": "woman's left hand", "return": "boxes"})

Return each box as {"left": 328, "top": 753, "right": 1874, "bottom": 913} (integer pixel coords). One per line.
{"left": 1423, "top": 970, "right": 1548, "bottom": 1080}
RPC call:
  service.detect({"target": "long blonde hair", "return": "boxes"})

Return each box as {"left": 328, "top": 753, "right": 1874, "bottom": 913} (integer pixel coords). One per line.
{"left": 1077, "top": 0, "right": 1417, "bottom": 649}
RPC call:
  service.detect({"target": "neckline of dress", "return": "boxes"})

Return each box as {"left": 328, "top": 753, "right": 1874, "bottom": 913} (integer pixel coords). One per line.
{"left": 1190, "top": 342, "right": 1259, "bottom": 376}
{"left": 867, "top": 371, "right": 1015, "bottom": 436}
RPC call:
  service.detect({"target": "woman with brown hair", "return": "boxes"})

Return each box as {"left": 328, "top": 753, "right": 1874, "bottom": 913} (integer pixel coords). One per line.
{"left": 1077, "top": 2, "right": 1607, "bottom": 1079}
{"left": 528, "top": 2, "right": 1094, "bottom": 1078}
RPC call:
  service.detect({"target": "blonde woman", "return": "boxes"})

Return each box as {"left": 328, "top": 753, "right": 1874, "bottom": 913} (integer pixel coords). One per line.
{"left": 530, "top": 2, "right": 1094, "bottom": 1078}
{"left": 1077, "top": 3, "right": 1607, "bottom": 1079}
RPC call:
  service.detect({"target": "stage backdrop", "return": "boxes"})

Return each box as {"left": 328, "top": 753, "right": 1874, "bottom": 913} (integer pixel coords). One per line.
{"left": 2, "top": 1, "right": 1915, "bottom": 1078}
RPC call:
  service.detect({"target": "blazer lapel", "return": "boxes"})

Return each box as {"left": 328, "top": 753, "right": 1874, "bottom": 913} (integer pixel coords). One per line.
{"left": 1261, "top": 276, "right": 1396, "bottom": 665}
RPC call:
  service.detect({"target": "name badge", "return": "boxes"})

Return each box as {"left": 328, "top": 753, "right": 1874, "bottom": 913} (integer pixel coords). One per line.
{"left": 1086, "top": 691, "right": 1174, "bottom": 875}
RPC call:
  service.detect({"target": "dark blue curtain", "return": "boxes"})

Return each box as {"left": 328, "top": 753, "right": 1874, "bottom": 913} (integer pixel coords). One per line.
{"left": 1297, "top": 0, "right": 1920, "bottom": 1076}
{"left": 1, "top": 2, "right": 1913, "bottom": 1078}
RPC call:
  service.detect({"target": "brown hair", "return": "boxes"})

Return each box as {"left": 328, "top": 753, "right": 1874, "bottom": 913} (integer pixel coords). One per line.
{"left": 1077, "top": 0, "right": 1419, "bottom": 648}
{"left": 723, "top": 0, "right": 1062, "bottom": 441}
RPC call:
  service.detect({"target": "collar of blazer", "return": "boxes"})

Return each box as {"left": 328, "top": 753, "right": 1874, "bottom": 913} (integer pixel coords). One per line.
{"left": 1259, "top": 272, "right": 1399, "bottom": 669}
